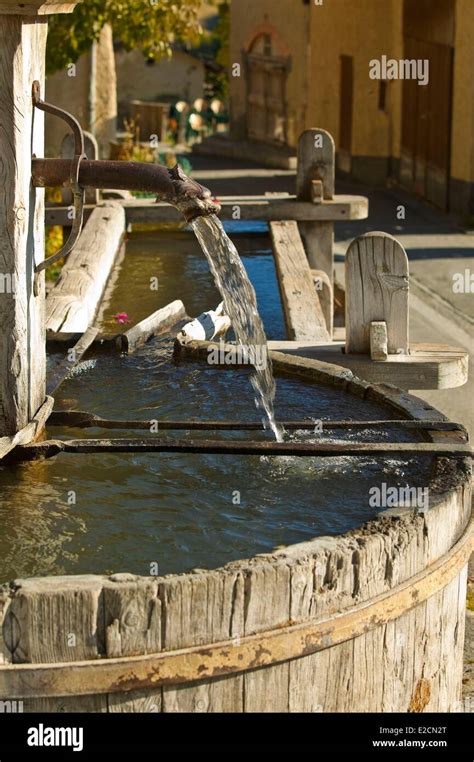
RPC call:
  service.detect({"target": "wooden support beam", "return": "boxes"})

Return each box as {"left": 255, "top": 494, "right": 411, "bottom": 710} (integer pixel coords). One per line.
{"left": 11, "top": 436, "right": 472, "bottom": 462}
{"left": 45, "top": 202, "right": 126, "bottom": 333}
{"left": 345, "top": 232, "right": 409, "bottom": 355}
{"left": 118, "top": 300, "right": 186, "bottom": 353}
{"left": 44, "top": 195, "right": 369, "bottom": 226}
{"left": 46, "top": 327, "right": 99, "bottom": 395}
{"left": 270, "top": 221, "right": 330, "bottom": 342}
{"left": 297, "top": 129, "right": 337, "bottom": 297}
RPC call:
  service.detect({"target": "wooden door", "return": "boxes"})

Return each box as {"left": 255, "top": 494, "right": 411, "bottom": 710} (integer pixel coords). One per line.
{"left": 401, "top": 38, "right": 453, "bottom": 209}
{"left": 245, "top": 35, "right": 289, "bottom": 145}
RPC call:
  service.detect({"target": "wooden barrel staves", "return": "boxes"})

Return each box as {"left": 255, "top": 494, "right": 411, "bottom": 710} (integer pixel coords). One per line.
{"left": 0, "top": 355, "right": 471, "bottom": 713}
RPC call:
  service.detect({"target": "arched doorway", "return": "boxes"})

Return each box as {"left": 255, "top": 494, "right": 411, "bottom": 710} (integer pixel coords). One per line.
{"left": 243, "top": 31, "right": 291, "bottom": 145}
{"left": 401, "top": 0, "right": 455, "bottom": 209}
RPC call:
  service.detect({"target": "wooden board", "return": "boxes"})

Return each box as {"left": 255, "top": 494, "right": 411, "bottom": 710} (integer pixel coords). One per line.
{"left": 345, "top": 232, "right": 409, "bottom": 355}
{"left": 310, "top": 268, "right": 333, "bottom": 335}
{"left": 45, "top": 195, "right": 369, "bottom": 226}
{"left": 46, "top": 327, "right": 99, "bottom": 395}
{"left": 119, "top": 300, "right": 186, "bottom": 353}
{"left": 45, "top": 202, "right": 126, "bottom": 333}
{"left": 0, "top": 396, "right": 54, "bottom": 461}
{"left": 270, "top": 221, "right": 330, "bottom": 342}
{"left": 175, "top": 336, "right": 468, "bottom": 391}
{"left": 268, "top": 341, "right": 468, "bottom": 390}
{"left": 0, "top": 16, "right": 47, "bottom": 436}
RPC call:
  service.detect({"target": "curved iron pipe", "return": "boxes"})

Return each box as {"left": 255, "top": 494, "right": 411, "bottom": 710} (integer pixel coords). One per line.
{"left": 32, "top": 158, "right": 221, "bottom": 222}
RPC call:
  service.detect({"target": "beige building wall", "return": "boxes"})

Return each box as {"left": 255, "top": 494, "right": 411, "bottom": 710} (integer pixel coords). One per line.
{"left": 229, "top": 0, "right": 310, "bottom": 147}
{"left": 307, "top": 0, "right": 402, "bottom": 184}
{"left": 45, "top": 24, "right": 117, "bottom": 159}
{"left": 115, "top": 49, "right": 205, "bottom": 123}
{"left": 450, "top": 0, "right": 474, "bottom": 212}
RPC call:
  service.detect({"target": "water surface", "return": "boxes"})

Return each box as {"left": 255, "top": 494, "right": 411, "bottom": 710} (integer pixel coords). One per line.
{"left": 0, "top": 232, "right": 433, "bottom": 581}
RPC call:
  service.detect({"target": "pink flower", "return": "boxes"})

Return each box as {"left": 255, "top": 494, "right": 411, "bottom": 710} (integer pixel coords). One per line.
{"left": 112, "top": 312, "right": 131, "bottom": 325}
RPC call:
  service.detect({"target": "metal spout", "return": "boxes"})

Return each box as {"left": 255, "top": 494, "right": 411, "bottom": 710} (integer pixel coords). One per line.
{"left": 31, "top": 158, "right": 221, "bottom": 222}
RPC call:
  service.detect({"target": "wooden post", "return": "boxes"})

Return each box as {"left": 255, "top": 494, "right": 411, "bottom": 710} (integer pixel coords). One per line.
{"left": 0, "top": 1, "right": 82, "bottom": 437}
{"left": 297, "top": 129, "right": 336, "bottom": 297}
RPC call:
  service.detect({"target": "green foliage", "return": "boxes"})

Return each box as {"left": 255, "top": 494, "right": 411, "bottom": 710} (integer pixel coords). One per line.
{"left": 46, "top": 0, "right": 202, "bottom": 76}
{"left": 207, "top": 1, "right": 230, "bottom": 100}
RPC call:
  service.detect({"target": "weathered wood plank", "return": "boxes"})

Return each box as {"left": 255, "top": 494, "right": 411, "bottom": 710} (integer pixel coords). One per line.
{"left": 0, "top": 15, "right": 47, "bottom": 436}
{"left": 3, "top": 575, "right": 107, "bottom": 711}
{"left": 345, "top": 232, "right": 409, "bottom": 355}
{"left": 45, "top": 195, "right": 369, "bottom": 226}
{"left": 270, "top": 221, "right": 330, "bottom": 342}
{"left": 104, "top": 575, "right": 163, "bottom": 713}
{"left": 118, "top": 300, "right": 186, "bottom": 353}
{"left": 161, "top": 571, "right": 244, "bottom": 711}
{"left": 46, "top": 327, "right": 99, "bottom": 395}
{"left": 176, "top": 336, "right": 469, "bottom": 390}
{"left": 311, "top": 268, "right": 333, "bottom": 335}
{"left": 45, "top": 202, "right": 125, "bottom": 333}
{"left": 0, "top": 396, "right": 54, "bottom": 461}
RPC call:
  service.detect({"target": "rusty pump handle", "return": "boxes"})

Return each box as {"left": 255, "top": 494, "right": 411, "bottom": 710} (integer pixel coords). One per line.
{"left": 32, "top": 81, "right": 86, "bottom": 277}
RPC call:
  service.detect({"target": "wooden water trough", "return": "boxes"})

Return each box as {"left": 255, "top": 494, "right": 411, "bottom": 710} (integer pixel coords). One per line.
{"left": 0, "top": 354, "right": 472, "bottom": 712}
{"left": 0, "top": 4, "right": 471, "bottom": 714}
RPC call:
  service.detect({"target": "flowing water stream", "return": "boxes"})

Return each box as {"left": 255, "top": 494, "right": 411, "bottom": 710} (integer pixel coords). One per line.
{"left": 192, "top": 215, "right": 283, "bottom": 441}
